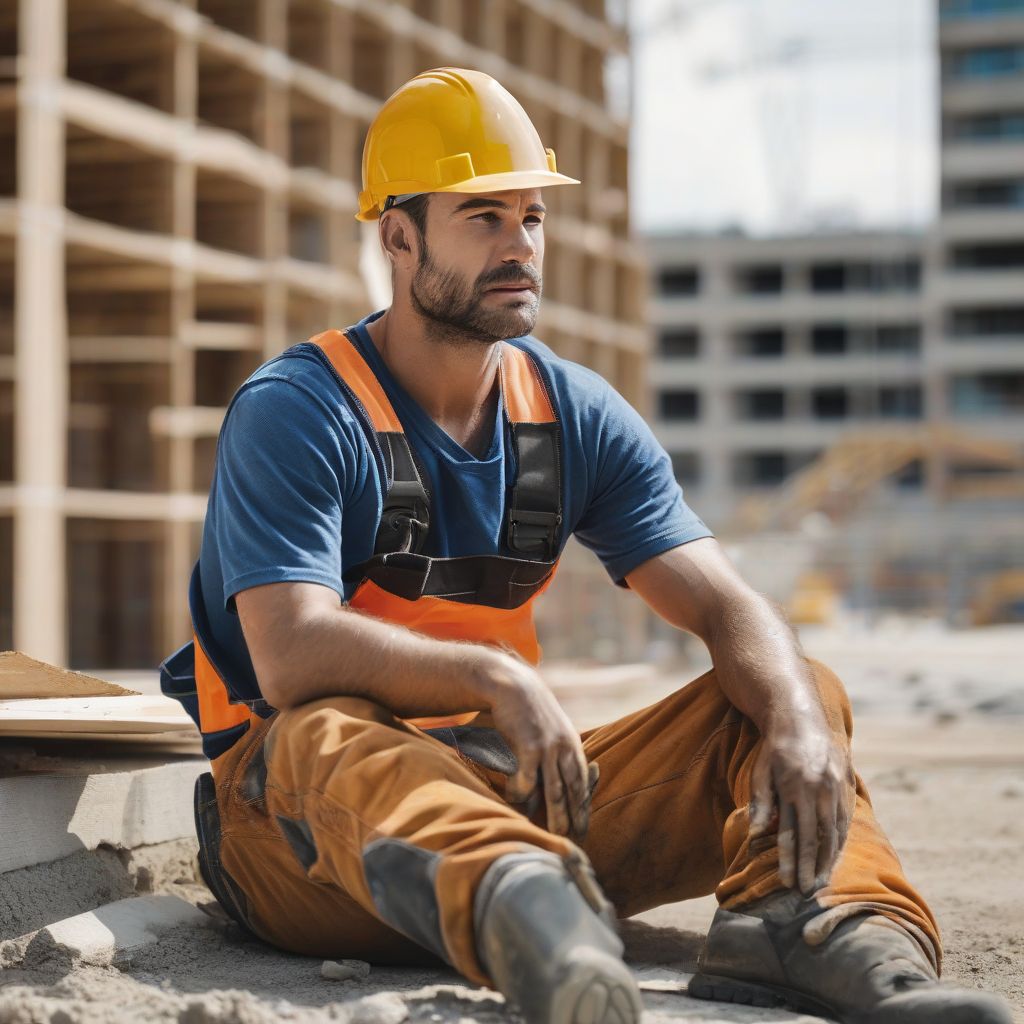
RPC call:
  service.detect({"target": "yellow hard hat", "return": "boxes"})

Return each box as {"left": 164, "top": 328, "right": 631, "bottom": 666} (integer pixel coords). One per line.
{"left": 356, "top": 67, "right": 580, "bottom": 222}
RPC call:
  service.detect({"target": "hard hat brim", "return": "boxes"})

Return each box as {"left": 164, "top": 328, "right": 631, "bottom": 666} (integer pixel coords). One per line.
{"left": 357, "top": 170, "right": 581, "bottom": 222}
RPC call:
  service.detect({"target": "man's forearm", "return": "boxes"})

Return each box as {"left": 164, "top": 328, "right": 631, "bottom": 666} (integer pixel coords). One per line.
{"left": 237, "top": 579, "right": 594, "bottom": 837}
{"left": 239, "top": 585, "right": 509, "bottom": 714}
{"left": 626, "top": 540, "right": 852, "bottom": 890}
{"left": 624, "top": 539, "right": 828, "bottom": 738}
{"left": 705, "top": 591, "right": 827, "bottom": 737}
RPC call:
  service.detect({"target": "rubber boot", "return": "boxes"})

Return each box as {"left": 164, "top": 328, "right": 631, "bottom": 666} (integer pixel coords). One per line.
{"left": 689, "top": 890, "right": 1013, "bottom": 1023}
{"left": 474, "top": 849, "right": 643, "bottom": 1024}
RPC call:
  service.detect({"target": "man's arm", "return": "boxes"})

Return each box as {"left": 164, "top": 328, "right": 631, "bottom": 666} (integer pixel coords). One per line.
{"left": 235, "top": 580, "right": 593, "bottom": 839}
{"left": 625, "top": 537, "right": 855, "bottom": 894}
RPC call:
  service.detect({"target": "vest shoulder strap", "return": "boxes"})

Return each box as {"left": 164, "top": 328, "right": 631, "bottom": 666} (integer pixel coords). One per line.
{"left": 310, "top": 329, "right": 430, "bottom": 553}
{"left": 310, "top": 328, "right": 402, "bottom": 432}
{"left": 307, "top": 329, "right": 563, "bottom": 562}
{"left": 499, "top": 343, "right": 557, "bottom": 424}
{"left": 312, "top": 329, "right": 556, "bottom": 428}
{"left": 500, "top": 344, "right": 563, "bottom": 560}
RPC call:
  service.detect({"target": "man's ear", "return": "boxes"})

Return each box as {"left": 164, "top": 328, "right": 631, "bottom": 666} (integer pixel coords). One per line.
{"left": 379, "top": 211, "right": 419, "bottom": 271}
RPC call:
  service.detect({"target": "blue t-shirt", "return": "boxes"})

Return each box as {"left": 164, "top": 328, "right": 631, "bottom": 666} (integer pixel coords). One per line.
{"left": 195, "top": 310, "right": 712, "bottom": 697}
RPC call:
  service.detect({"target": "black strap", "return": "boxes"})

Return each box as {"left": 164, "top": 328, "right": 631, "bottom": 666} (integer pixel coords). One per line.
{"left": 346, "top": 550, "right": 555, "bottom": 610}
{"left": 506, "top": 422, "right": 562, "bottom": 561}
{"left": 330, "top": 341, "right": 563, "bottom": 591}
{"left": 375, "top": 431, "right": 430, "bottom": 555}
{"left": 372, "top": 419, "right": 563, "bottom": 565}
{"left": 302, "top": 342, "right": 430, "bottom": 557}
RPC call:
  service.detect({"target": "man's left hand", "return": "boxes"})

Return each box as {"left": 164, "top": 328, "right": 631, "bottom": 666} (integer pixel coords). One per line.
{"left": 749, "top": 721, "right": 856, "bottom": 895}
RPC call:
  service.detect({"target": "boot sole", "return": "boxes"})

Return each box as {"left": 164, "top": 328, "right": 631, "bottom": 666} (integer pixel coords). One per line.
{"left": 689, "top": 971, "right": 837, "bottom": 1020}
{"left": 548, "top": 951, "right": 644, "bottom": 1024}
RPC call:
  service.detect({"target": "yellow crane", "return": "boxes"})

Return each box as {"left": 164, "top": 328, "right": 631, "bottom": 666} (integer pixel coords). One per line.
{"left": 728, "top": 426, "right": 1024, "bottom": 625}
{"left": 732, "top": 425, "right": 1024, "bottom": 534}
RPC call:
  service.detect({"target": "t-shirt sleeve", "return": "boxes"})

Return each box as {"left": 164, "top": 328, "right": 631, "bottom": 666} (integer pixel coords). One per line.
{"left": 571, "top": 382, "right": 713, "bottom": 583}
{"left": 211, "top": 379, "right": 350, "bottom": 612}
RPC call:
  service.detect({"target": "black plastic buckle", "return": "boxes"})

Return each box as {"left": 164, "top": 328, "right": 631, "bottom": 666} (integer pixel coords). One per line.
{"left": 378, "top": 480, "right": 430, "bottom": 553}
{"left": 508, "top": 509, "right": 562, "bottom": 561}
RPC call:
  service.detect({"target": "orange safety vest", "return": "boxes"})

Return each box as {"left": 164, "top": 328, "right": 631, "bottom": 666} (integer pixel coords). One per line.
{"left": 161, "top": 329, "right": 564, "bottom": 761}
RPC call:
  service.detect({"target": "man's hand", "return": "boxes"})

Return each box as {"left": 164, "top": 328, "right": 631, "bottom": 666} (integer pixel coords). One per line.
{"left": 749, "top": 720, "right": 855, "bottom": 894}
{"left": 475, "top": 649, "right": 594, "bottom": 840}
{"left": 236, "top": 581, "right": 596, "bottom": 839}
{"left": 625, "top": 540, "right": 858, "bottom": 896}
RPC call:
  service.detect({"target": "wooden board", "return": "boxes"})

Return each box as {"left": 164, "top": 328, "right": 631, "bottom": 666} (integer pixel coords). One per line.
{"left": 0, "top": 651, "right": 139, "bottom": 699}
{"left": 0, "top": 695, "right": 195, "bottom": 735}
{"left": 0, "top": 733, "right": 202, "bottom": 757}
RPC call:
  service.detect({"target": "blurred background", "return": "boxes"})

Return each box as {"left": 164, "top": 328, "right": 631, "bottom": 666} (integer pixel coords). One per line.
{"left": 0, "top": 0, "right": 1022, "bottom": 677}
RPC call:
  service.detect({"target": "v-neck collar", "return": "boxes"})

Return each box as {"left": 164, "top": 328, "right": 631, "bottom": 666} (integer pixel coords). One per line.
{"left": 347, "top": 311, "right": 506, "bottom": 470}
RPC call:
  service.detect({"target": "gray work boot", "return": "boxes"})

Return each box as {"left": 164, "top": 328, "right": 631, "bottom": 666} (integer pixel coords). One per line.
{"left": 689, "top": 890, "right": 1013, "bottom": 1023}
{"left": 474, "top": 850, "right": 643, "bottom": 1024}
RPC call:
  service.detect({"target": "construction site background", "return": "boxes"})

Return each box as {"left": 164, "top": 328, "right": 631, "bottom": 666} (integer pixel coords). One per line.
{"left": 1, "top": 0, "right": 1022, "bottom": 677}
{"left": 633, "top": 0, "right": 1024, "bottom": 666}
{"left": 1, "top": 0, "right": 647, "bottom": 671}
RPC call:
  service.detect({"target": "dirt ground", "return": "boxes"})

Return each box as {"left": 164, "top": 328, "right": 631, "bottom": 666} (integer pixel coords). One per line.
{"left": 1, "top": 623, "right": 1021, "bottom": 1023}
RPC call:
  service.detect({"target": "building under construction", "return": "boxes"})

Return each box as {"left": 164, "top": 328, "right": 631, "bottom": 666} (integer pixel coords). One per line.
{"left": 0, "top": 0, "right": 645, "bottom": 668}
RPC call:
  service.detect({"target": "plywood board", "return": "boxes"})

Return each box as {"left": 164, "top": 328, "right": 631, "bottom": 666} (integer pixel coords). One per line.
{"left": 0, "top": 651, "right": 139, "bottom": 699}
{"left": 1, "top": 732, "right": 203, "bottom": 752}
{"left": 0, "top": 695, "right": 195, "bottom": 734}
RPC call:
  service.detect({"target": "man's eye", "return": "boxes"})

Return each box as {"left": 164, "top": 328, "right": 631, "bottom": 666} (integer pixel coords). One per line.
{"left": 472, "top": 212, "right": 500, "bottom": 223}
{"left": 525, "top": 216, "right": 543, "bottom": 226}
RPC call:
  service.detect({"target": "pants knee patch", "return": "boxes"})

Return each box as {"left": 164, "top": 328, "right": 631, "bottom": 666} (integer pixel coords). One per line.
{"left": 240, "top": 742, "right": 269, "bottom": 812}
{"left": 362, "top": 838, "right": 449, "bottom": 963}
{"left": 194, "top": 772, "right": 262, "bottom": 940}
{"left": 276, "top": 815, "right": 319, "bottom": 872}
{"left": 427, "top": 725, "right": 519, "bottom": 776}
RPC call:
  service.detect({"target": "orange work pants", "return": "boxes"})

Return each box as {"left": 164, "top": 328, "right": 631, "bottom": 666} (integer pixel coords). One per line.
{"left": 208, "top": 658, "right": 940, "bottom": 986}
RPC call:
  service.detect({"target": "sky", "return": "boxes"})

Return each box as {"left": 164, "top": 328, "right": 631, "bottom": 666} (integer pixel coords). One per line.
{"left": 629, "top": 0, "right": 937, "bottom": 235}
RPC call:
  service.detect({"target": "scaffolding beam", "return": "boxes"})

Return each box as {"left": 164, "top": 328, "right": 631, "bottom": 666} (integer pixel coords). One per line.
{"left": 14, "top": 0, "right": 68, "bottom": 664}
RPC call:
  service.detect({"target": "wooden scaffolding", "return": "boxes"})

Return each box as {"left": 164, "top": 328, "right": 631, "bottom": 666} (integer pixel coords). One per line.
{"left": 0, "top": 0, "right": 646, "bottom": 668}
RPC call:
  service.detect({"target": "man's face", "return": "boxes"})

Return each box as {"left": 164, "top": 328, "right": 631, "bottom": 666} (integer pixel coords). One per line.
{"left": 407, "top": 188, "right": 545, "bottom": 344}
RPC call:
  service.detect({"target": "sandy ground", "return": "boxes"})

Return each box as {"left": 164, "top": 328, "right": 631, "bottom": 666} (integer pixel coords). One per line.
{"left": 1, "top": 623, "right": 1021, "bottom": 1023}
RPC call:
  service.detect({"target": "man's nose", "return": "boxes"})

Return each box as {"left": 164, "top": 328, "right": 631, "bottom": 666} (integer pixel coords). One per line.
{"left": 502, "top": 222, "right": 537, "bottom": 264}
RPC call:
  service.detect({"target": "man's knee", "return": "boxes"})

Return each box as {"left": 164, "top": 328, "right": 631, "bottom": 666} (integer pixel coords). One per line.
{"left": 267, "top": 694, "right": 421, "bottom": 782}
{"left": 662, "top": 658, "right": 852, "bottom": 739}
{"left": 805, "top": 657, "right": 853, "bottom": 737}
{"left": 270, "top": 695, "right": 409, "bottom": 756}
{"left": 277, "top": 693, "right": 400, "bottom": 730}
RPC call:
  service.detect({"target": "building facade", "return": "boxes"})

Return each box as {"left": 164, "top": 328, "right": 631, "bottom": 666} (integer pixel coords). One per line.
{"left": 934, "top": 0, "right": 1024, "bottom": 449}
{"left": 0, "top": 0, "right": 644, "bottom": 668}
{"left": 647, "top": 0, "right": 1024, "bottom": 533}
{"left": 646, "top": 230, "right": 928, "bottom": 528}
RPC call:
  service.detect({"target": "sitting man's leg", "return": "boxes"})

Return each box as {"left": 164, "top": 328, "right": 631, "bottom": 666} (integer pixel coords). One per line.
{"left": 205, "top": 694, "right": 642, "bottom": 1024}
{"left": 577, "top": 658, "right": 1011, "bottom": 1023}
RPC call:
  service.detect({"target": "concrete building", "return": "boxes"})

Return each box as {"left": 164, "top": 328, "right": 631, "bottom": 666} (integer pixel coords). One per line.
{"left": 646, "top": 0, "right": 1024, "bottom": 533}
{"left": 934, "top": 0, "right": 1024, "bottom": 450}
{"left": 645, "top": 230, "right": 928, "bottom": 528}
{"left": 0, "top": 0, "right": 644, "bottom": 668}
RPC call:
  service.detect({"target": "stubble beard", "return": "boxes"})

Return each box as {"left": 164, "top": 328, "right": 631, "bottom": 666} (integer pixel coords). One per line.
{"left": 410, "top": 243, "right": 541, "bottom": 347}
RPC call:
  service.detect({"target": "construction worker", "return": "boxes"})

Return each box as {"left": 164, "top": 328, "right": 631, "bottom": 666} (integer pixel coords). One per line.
{"left": 161, "top": 69, "right": 1011, "bottom": 1024}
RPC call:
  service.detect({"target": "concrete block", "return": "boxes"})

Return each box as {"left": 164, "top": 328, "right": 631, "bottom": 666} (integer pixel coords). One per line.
{"left": 0, "top": 758, "right": 206, "bottom": 873}
{"left": 0, "top": 837, "right": 201, "bottom": 942}
{"left": 37, "top": 894, "right": 210, "bottom": 965}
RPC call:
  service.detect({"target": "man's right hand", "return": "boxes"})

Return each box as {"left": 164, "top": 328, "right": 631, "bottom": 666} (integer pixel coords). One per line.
{"left": 236, "top": 581, "right": 594, "bottom": 838}
{"left": 473, "top": 649, "right": 593, "bottom": 840}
